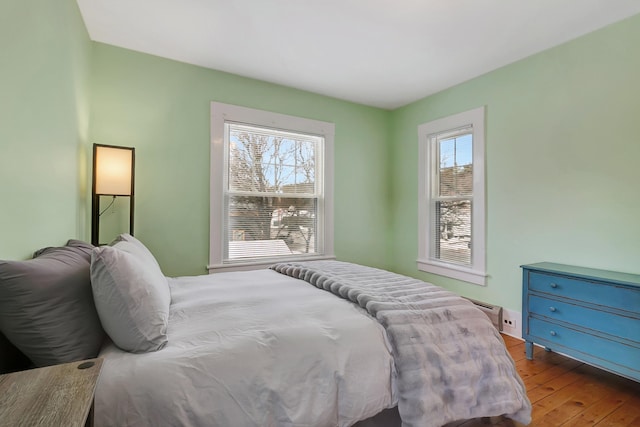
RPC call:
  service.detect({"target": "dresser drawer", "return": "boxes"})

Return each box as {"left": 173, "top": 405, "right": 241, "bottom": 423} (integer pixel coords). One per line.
{"left": 528, "top": 271, "right": 640, "bottom": 311}
{"left": 528, "top": 295, "right": 640, "bottom": 344}
{"left": 528, "top": 317, "right": 640, "bottom": 378}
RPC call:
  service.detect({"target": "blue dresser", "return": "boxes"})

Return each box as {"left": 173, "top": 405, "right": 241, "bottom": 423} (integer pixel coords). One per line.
{"left": 522, "top": 262, "right": 640, "bottom": 382}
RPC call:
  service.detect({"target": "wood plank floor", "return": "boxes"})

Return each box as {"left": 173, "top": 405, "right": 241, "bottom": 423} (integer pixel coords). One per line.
{"left": 447, "top": 334, "right": 640, "bottom": 427}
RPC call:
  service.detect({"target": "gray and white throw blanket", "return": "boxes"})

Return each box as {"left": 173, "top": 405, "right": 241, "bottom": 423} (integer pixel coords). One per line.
{"left": 271, "top": 261, "right": 531, "bottom": 427}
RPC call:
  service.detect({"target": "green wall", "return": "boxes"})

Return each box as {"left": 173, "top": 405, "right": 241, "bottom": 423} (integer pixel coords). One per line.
{"left": 0, "top": 0, "right": 91, "bottom": 259}
{"left": 2, "top": 2, "right": 638, "bottom": 315}
{"left": 388, "top": 13, "right": 640, "bottom": 311}
{"left": 88, "top": 44, "right": 390, "bottom": 276}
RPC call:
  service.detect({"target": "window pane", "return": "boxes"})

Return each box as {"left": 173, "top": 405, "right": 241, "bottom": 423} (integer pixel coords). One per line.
{"left": 227, "top": 195, "right": 317, "bottom": 259}
{"left": 433, "top": 200, "right": 471, "bottom": 265}
{"left": 438, "top": 133, "right": 473, "bottom": 197}
{"left": 229, "top": 126, "right": 317, "bottom": 194}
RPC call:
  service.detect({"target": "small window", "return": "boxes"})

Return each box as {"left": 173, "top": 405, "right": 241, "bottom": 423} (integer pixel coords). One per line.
{"left": 210, "top": 103, "right": 334, "bottom": 272}
{"left": 418, "top": 107, "right": 486, "bottom": 285}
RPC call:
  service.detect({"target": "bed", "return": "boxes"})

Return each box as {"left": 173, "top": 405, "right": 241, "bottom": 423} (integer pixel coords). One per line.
{"left": 0, "top": 235, "right": 531, "bottom": 427}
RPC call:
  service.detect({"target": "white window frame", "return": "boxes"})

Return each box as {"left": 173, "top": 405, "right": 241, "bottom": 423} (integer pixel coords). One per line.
{"left": 417, "top": 106, "right": 487, "bottom": 285}
{"left": 209, "top": 102, "right": 335, "bottom": 273}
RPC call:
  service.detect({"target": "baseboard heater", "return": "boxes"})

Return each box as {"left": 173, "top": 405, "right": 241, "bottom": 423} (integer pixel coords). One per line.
{"left": 464, "top": 297, "right": 503, "bottom": 332}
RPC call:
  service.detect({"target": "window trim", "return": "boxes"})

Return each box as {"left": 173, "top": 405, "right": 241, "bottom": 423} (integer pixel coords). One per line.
{"left": 417, "top": 106, "right": 487, "bottom": 286}
{"left": 209, "top": 102, "right": 335, "bottom": 273}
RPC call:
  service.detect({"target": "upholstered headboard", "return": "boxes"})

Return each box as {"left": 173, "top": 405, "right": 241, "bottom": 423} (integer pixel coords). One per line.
{"left": 0, "top": 332, "right": 32, "bottom": 374}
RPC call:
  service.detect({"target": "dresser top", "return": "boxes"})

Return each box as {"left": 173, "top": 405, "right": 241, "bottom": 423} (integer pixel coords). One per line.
{"left": 521, "top": 262, "right": 640, "bottom": 288}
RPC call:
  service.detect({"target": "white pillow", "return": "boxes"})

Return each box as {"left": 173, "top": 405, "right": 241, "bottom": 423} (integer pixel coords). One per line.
{"left": 90, "top": 244, "right": 170, "bottom": 353}
{"left": 111, "top": 233, "right": 162, "bottom": 271}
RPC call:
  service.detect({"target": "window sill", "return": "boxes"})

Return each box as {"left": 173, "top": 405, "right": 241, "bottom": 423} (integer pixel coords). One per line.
{"left": 417, "top": 258, "right": 487, "bottom": 286}
{"left": 208, "top": 254, "right": 336, "bottom": 274}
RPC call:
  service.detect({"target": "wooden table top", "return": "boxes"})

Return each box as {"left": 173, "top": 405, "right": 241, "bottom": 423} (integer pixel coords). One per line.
{"left": 0, "top": 358, "right": 103, "bottom": 427}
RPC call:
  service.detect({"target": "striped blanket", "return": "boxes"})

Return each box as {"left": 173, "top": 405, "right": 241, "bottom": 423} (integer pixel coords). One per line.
{"left": 271, "top": 260, "right": 531, "bottom": 427}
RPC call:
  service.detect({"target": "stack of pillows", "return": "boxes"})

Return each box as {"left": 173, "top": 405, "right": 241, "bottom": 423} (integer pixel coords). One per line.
{"left": 0, "top": 234, "right": 170, "bottom": 373}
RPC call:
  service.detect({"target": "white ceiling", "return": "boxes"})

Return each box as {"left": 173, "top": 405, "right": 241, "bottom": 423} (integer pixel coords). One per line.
{"left": 76, "top": 1, "right": 640, "bottom": 110}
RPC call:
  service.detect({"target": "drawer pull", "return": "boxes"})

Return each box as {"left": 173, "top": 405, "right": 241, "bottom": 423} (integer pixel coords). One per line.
{"left": 550, "top": 331, "right": 557, "bottom": 336}
{"left": 550, "top": 283, "right": 558, "bottom": 288}
{"left": 549, "top": 307, "right": 557, "bottom": 312}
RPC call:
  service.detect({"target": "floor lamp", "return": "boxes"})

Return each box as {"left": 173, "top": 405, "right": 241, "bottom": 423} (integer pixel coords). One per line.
{"left": 91, "top": 144, "right": 135, "bottom": 246}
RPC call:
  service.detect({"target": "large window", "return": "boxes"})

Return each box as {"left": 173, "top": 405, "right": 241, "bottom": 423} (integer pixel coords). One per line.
{"left": 209, "top": 102, "right": 334, "bottom": 272}
{"left": 417, "top": 107, "right": 486, "bottom": 285}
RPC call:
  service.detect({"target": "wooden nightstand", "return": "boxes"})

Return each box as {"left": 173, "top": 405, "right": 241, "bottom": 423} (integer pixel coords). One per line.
{"left": 0, "top": 358, "right": 103, "bottom": 427}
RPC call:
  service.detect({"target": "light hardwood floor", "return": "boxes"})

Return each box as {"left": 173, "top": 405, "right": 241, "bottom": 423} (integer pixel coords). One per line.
{"left": 447, "top": 334, "right": 640, "bottom": 427}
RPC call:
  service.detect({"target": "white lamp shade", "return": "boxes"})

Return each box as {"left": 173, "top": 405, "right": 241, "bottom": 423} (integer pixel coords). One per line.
{"left": 95, "top": 146, "right": 133, "bottom": 195}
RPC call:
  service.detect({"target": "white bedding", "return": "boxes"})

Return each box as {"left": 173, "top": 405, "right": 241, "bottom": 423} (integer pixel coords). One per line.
{"left": 95, "top": 269, "right": 397, "bottom": 427}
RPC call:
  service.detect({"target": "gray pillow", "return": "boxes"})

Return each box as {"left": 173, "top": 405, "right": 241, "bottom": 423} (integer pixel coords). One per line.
{"left": 91, "top": 241, "right": 170, "bottom": 353}
{"left": 0, "top": 240, "right": 105, "bottom": 367}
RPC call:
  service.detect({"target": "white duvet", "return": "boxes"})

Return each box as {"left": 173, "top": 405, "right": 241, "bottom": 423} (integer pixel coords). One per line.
{"left": 95, "top": 269, "right": 397, "bottom": 427}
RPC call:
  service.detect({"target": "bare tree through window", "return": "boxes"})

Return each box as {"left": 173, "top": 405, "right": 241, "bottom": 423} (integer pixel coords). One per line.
{"left": 434, "top": 132, "right": 473, "bottom": 265}
{"left": 227, "top": 124, "right": 320, "bottom": 258}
